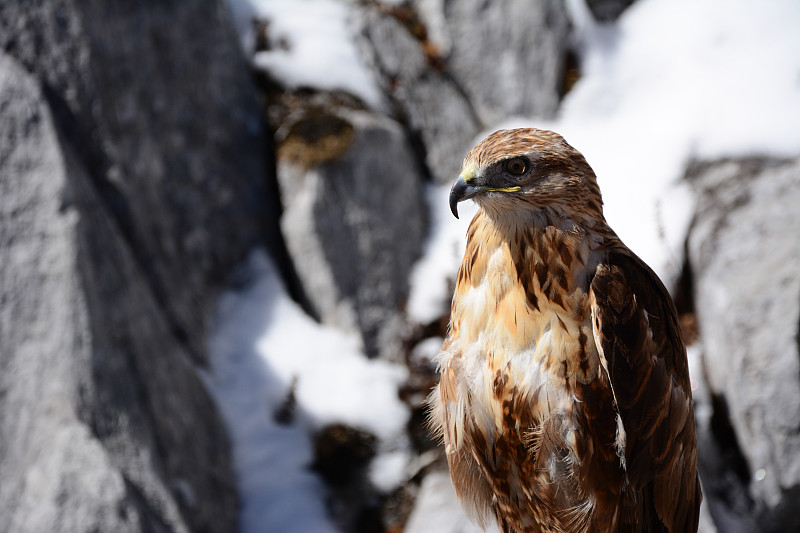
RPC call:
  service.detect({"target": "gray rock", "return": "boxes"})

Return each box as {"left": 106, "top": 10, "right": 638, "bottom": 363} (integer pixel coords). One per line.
{"left": 0, "top": 0, "right": 276, "bottom": 365}
{"left": 0, "top": 50, "right": 236, "bottom": 533}
{"left": 442, "top": 0, "right": 571, "bottom": 125}
{"left": 356, "top": 0, "right": 571, "bottom": 185}
{"left": 0, "top": 0, "right": 275, "bottom": 530}
{"left": 686, "top": 157, "right": 800, "bottom": 532}
{"left": 356, "top": 3, "right": 482, "bottom": 185}
{"left": 276, "top": 99, "right": 426, "bottom": 360}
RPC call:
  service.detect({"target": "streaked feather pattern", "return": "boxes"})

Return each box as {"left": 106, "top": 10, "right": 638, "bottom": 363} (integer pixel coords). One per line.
{"left": 429, "top": 129, "right": 700, "bottom": 532}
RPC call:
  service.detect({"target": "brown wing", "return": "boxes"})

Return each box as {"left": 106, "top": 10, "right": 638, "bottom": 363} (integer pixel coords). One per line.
{"left": 590, "top": 250, "right": 701, "bottom": 532}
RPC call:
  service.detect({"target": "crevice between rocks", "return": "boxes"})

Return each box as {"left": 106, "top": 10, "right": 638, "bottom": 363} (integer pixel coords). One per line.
{"left": 355, "top": 34, "right": 440, "bottom": 185}
{"left": 671, "top": 242, "right": 697, "bottom": 345}
{"left": 707, "top": 391, "right": 751, "bottom": 489}
{"left": 251, "top": 84, "right": 319, "bottom": 319}
{"left": 356, "top": 1, "right": 484, "bottom": 182}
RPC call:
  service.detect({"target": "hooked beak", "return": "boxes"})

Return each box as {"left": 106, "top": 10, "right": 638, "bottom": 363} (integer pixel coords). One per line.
{"left": 449, "top": 174, "right": 481, "bottom": 219}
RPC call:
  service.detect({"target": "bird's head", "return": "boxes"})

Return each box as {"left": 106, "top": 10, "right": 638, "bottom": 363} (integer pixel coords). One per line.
{"left": 449, "top": 128, "right": 604, "bottom": 224}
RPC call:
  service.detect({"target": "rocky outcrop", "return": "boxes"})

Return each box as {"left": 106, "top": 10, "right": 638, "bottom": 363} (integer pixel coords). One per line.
{"left": 0, "top": 1, "right": 273, "bottom": 531}
{"left": 357, "top": 0, "right": 571, "bottom": 185}
{"left": 356, "top": 2, "right": 482, "bottom": 185}
{"left": 263, "top": 0, "right": 572, "bottom": 359}
{"left": 0, "top": 0, "right": 277, "bottom": 365}
{"left": 441, "top": 0, "right": 570, "bottom": 124}
{"left": 274, "top": 95, "right": 426, "bottom": 360}
{"left": 686, "top": 157, "right": 800, "bottom": 532}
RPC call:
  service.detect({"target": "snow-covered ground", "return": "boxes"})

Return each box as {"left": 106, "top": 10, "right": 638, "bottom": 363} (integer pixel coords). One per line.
{"left": 211, "top": 0, "right": 800, "bottom": 532}
{"left": 206, "top": 251, "right": 408, "bottom": 533}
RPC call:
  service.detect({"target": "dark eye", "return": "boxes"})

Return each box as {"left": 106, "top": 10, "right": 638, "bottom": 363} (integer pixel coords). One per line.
{"left": 504, "top": 157, "right": 527, "bottom": 176}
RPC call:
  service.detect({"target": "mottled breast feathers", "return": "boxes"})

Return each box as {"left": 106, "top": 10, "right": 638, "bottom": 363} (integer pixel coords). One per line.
{"left": 429, "top": 128, "right": 701, "bottom": 533}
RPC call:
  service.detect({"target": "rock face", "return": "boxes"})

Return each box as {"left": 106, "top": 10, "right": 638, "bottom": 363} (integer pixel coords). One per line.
{"left": 441, "top": 0, "right": 570, "bottom": 124}
{"left": 0, "top": 0, "right": 276, "bottom": 364}
{"left": 267, "top": 0, "right": 572, "bottom": 359}
{"left": 686, "top": 158, "right": 800, "bottom": 532}
{"left": 357, "top": 0, "right": 571, "bottom": 185}
{"left": 275, "top": 96, "right": 426, "bottom": 360}
{"left": 357, "top": 3, "right": 483, "bottom": 185}
{"left": 0, "top": 1, "right": 273, "bottom": 531}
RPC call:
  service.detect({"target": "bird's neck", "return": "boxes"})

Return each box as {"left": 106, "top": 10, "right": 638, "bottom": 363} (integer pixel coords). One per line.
{"left": 466, "top": 206, "right": 606, "bottom": 270}
{"left": 452, "top": 207, "right": 615, "bottom": 355}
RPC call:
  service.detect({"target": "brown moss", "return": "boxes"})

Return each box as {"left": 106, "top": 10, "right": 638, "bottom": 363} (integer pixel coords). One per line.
{"left": 277, "top": 108, "right": 355, "bottom": 169}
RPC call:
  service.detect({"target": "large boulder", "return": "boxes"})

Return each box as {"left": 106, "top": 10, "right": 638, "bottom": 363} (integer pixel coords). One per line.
{"left": 0, "top": 0, "right": 276, "bottom": 364}
{"left": 357, "top": 0, "right": 571, "bottom": 185}
{"left": 686, "top": 157, "right": 800, "bottom": 532}
{"left": 0, "top": 49, "right": 236, "bottom": 533}
{"left": 356, "top": 2, "right": 482, "bottom": 185}
{"left": 440, "top": 0, "right": 570, "bottom": 125}
{"left": 275, "top": 95, "right": 426, "bottom": 360}
{"left": 0, "top": 1, "right": 274, "bottom": 530}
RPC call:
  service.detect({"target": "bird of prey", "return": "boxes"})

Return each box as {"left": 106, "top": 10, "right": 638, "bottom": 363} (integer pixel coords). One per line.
{"left": 429, "top": 128, "right": 700, "bottom": 532}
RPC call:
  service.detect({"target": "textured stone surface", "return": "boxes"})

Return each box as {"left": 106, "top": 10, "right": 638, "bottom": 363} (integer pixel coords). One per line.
{"left": 357, "top": 3, "right": 481, "bottom": 185}
{"left": 442, "top": 0, "right": 570, "bottom": 125}
{"left": 0, "top": 51, "right": 132, "bottom": 533}
{"left": 0, "top": 50, "right": 234, "bottom": 533}
{"left": 687, "top": 157, "right": 800, "bottom": 532}
{"left": 0, "top": 0, "right": 276, "bottom": 530}
{"left": 357, "top": 0, "right": 571, "bottom": 185}
{"left": 0, "top": 0, "right": 275, "bottom": 364}
{"left": 276, "top": 99, "right": 426, "bottom": 360}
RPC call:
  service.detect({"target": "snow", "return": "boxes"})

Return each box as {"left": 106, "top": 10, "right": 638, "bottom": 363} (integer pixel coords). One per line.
{"left": 230, "top": 0, "right": 384, "bottom": 109}
{"left": 206, "top": 250, "right": 408, "bottom": 533}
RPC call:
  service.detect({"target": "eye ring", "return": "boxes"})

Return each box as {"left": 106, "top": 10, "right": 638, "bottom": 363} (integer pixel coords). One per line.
{"left": 504, "top": 157, "right": 527, "bottom": 176}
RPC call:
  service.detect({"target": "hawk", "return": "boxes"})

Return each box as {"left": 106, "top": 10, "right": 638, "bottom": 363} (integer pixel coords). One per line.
{"left": 429, "top": 129, "right": 701, "bottom": 532}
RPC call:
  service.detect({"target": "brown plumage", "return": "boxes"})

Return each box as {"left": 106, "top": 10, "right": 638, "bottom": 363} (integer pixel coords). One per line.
{"left": 429, "top": 128, "right": 701, "bottom": 532}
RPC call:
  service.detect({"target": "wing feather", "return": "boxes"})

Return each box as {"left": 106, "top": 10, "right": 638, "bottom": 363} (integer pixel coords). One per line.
{"left": 590, "top": 250, "right": 701, "bottom": 532}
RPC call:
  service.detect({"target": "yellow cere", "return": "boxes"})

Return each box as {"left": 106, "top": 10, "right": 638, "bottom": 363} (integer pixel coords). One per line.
{"left": 459, "top": 162, "right": 477, "bottom": 183}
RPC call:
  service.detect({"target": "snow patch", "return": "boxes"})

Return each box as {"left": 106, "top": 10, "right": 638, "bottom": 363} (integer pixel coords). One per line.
{"left": 233, "top": 0, "right": 384, "bottom": 109}
{"left": 206, "top": 250, "right": 408, "bottom": 533}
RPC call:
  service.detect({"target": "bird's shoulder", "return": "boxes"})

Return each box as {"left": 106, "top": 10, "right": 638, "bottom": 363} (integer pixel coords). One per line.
{"left": 589, "top": 245, "right": 701, "bottom": 532}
